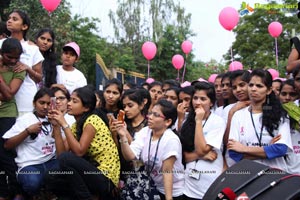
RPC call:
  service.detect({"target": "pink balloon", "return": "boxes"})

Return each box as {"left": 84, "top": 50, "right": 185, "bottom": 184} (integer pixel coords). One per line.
{"left": 267, "top": 68, "right": 279, "bottom": 80}
{"left": 40, "top": 0, "right": 61, "bottom": 13}
{"left": 229, "top": 61, "right": 243, "bottom": 71}
{"left": 146, "top": 78, "right": 155, "bottom": 84}
{"left": 198, "top": 78, "right": 208, "bottom": 82}
{"left": 172, "top": 54, "right": 184, "bottom": 70}
{"left": 219, "top": 7, "right": 239, "bottom": 31}
{"left": 208, "top": 74, "right": 218, "bottom": 83}
{"left": 268, "top": 22, "right": 282, "bottom": 38}
{"left": 181, "top": 40, "right": 192, "bottom": 54}
{"left": 181, "top": 81, "right": 191, "bottom": 88}
{"left": 142, "top": 41, "right": 157, "bottom": 60}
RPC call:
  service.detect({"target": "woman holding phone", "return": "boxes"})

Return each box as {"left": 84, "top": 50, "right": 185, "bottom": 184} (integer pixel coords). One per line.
{"left": 48, "top": 86, "right": 120, "bottom": 199}
{"left": 117, "top": 99, "right": 184, "bottom": 200}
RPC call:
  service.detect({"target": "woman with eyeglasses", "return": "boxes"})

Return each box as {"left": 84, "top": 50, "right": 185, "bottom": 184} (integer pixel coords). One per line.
{"left": 117, "top": 99, "right": 184, "bottom": 200}
{"left": 110, "top": 88, "right": 153, "bottom": 199}
{"left": 2, "top": 88, "right": 59, "bottom": 198}
{"left": 51, "top": 86, "right": 75, "bottom": 131}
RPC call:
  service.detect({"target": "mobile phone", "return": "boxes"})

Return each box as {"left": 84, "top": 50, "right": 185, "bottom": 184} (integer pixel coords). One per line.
{"left": 50, "top": 97, "right": 56, "bottom": 110}
{"left": 117, "top": 110, "right": 125, "bottom": 123}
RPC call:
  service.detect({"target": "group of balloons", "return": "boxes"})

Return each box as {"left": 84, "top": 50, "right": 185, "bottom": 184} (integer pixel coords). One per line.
{"left": 142, "top": 40, "right": 192, "bottom": 81}
{"left": 218, "top": 6, "right": 283, "bottom": 71}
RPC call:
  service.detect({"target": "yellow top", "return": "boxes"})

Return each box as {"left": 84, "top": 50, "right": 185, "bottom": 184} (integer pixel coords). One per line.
{"left": 71, "top": 114, "right": 120, "bottom": 186}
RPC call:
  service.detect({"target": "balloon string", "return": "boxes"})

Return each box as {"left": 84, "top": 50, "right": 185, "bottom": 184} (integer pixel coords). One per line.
{"left": 177, "top": 70, "right": 180, "bottom": 81}
{"left": 230, "top": 46, "right": 234, "bottom": 63}
{"left": 275, "top": 38, "right": 278, "bottom": 68}
{"left": 230, "top": 30, "right": 234, "bottom": 62}
{"left": 181, "top": 54, "right": 188, "bottom": 83}
{"left": 147, "top": 60, "right": 150, "bottom": 79}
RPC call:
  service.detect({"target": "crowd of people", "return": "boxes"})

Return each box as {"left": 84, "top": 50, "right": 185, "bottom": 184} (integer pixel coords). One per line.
{"left": 0, "top": 9, "right": 300, "bottom": 200}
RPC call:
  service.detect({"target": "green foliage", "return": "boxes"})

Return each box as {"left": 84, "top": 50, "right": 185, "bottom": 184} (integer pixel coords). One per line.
{"left": 4, "top": 0, "right": 105, "bottom": 85}
{"left": 224, "top": 0, "right": 300, "bottom": 77}
{"left": 109, "top": 0, "right": 196, "bottom": 82}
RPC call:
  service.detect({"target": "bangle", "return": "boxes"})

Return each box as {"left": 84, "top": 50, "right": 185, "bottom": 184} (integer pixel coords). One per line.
{"left": 119, "top": 139, "right": 128, "bottom": 144}
{"left": 25, "top": 128, "right": 31, "bottom": 135}
{"left": 62, "top": 124, "right": 70, "bottom": 130}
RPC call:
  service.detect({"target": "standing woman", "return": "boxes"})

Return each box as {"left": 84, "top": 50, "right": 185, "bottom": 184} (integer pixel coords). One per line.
{"left": 1, "top": 10, "right": 44, "bottom": 116}
{"left": 111, "top": 88, "right": 152, "bottom": 199}
{"left": 0, "top": 38, "right": 25, "bottom": 200}
{"left": 117, "top": 99, "right": 184, "bottom": 200}
{"left": 35, "top": 28, "right": 57, "bottom": 88}
{"left": 101, "top": 78, "right": 123, "bottom": 117}
{"left": 180, "top": 82, "right": 226, "bottom": 199}
{"left": 227, "top": 69, "right": 292, "bottom": 171}
{"left": 148, "top": 81, "right": 163, "bottom": 112}
{"left": 278, "top": 79, "right": 298, "bottom": 104}
{"left": 49, "top": 86, "right": 120, "bottom": 200}
{"left": 284, "top": 67, "right": 300, "bottom": 174}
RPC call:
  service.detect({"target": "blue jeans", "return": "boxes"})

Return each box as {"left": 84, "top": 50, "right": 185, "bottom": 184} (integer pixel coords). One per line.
{"left": 17, "top": 159, "right": 59, "bottom": 195}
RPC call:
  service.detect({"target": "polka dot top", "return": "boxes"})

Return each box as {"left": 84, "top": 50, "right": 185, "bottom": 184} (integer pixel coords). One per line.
{"left": 71, "top": 114, "right": 120, "bottom": 186}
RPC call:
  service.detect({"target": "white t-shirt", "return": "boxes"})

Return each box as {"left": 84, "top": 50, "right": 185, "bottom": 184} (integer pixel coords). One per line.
{"left": 0, "top": 39, "right": 44, "bottom": 113}
{"left": 286, "top": 99, "right": 300, "bottom": 174}
{"left": 213, "top": 106, "right": 224, "bottom": 118}
{"left": 130, "top": 127, "right": 184, "bottom": 197}
{"left": 56, "top": 65, "right": 87, "bottom": 94}
{"left": 228, "top": 106, "right": 292, "bottom": 171}
{"left": 222, "top": 103, "right": 236, "bottom": 124}
{"left": 183, "top": 113, "right": 226, "bottom": 199}
{"left": 3, "top": 112, "right": 56, "bottom": 171}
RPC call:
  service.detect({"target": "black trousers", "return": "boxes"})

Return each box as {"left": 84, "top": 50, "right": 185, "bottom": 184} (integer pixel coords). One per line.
{"left": 0, "top": 117, "right": 22, "bottom": 198}
{"left": 46, "top": 152, "right": 116, "bottom": 200}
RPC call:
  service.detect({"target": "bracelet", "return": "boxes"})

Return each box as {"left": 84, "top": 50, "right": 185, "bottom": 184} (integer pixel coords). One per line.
{"left": 25, "top": 128, "right": 31, "bottom": 135}
{"left": 62, "top": 124, "right": 70, "bottom": 130}
{"left": 119, "top": 139, "right": 128, "bottom": 144}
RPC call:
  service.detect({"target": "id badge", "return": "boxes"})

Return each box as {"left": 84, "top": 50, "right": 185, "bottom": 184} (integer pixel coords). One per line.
{"left": 188, "top": 168, "right": 201, "bottom": 180}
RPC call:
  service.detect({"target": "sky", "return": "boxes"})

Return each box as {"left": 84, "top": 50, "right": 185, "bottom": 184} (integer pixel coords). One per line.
{"left": 67, "top": 0, "right": 293, "bottom": 63}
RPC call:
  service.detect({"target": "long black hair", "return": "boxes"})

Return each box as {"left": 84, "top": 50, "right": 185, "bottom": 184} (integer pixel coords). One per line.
{"left": 180, "top": 82, "right": 216, "bottom": 152}
{"left": 73, "top": 86, "right": 96, "bottom": 139}
{"left": 250, "top": 69, "right": 287, "bottom": 137}
{"left": 35, "top": 28, "right": 57, "bottom": 87}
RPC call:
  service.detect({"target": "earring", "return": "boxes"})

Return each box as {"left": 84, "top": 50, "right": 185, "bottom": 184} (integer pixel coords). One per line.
{"left": 267, "top": 95, "right": 270, "bottom": 104}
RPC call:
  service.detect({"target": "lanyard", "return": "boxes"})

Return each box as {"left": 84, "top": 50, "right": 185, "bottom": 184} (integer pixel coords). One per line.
{"left": 194, "top": 112, "right": 211, "bottom": 167}
{"left": 147, "top": 131, "right": 163, "bottom": 175}
{"left": 249, "top": 108, "right": 263, "bottom": 147}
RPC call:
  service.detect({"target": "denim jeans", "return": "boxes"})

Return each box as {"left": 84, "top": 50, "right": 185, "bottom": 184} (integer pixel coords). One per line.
{"left": 54, "top": 152, "right": 115, "bottom": 200}
{"left": 17, "top": 159, "right": 59, "bottom": 195}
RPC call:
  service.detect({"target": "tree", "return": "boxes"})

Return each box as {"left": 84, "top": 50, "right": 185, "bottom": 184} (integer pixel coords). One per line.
{"left": 109, "top": 0, "right": 195, "bottom": 81}
{"left": 5, "top": 0, "right": 109, "bottom": 85}
{"left": 223, "top": 0, "right": 300, "bottom": 76}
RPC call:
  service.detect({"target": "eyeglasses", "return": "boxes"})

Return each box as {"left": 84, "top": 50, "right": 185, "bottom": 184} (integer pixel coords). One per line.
{"left": 56, "top": 96, "right": 67, "bottom": 101}
{"left": 147, "top": 112, "right": 165, "bottom": 119}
